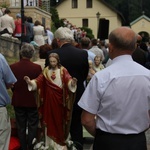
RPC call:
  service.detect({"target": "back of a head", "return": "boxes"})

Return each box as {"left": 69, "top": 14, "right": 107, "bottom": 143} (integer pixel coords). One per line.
{"left": 100, "top": 40, "right": 105, "bottom": 47}
{"left": 91, "top": 38, "right": 97, "bottom": 46}
{"left": 51, "top": 38, "right": 59, "bottom": 49}
{"left": 39, "top": 44, "right": 52, "bottom": 59}
{"left": 16, "top": 13, "right": 21, "bottom": 18}
{"left": 109, "top": 27, "right": 137, "bottom": 51}
{"left": 20, "top": 43, "right": 35, "bottom": 59}
{"left": 140, "top": 42, "right": 148, "bottom": 51}
{"left": 4, "top": 8, "right": 11, "bottom": 14}
{"left": 27, "top": 16, "right": 33, "bottom": 23}
{"left": 34, "top": 20, "right": 41, "bottom": 26}
{"left": 81, "top": 37, "right": 91, "bottom": 49}
{"left": 54, "top": 27, "right": 74, "bottom": 42}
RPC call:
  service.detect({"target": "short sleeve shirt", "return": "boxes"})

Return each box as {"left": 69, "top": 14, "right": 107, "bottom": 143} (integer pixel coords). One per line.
{"left": 78, "top": 55, "right": 150, "bottom": 134}
{"left": 0, "top": 54, "right": 17, "bottom": 105}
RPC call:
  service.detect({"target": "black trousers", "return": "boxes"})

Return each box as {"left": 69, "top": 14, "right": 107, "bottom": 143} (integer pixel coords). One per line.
{"left": 14, "top": 107, "right": 39, "bottom": 150}
{"left": 93, "top": 129, "right": 147, "bottom": 150}
{"left": 70, "top": 105, "right": 83, "bottom": 150}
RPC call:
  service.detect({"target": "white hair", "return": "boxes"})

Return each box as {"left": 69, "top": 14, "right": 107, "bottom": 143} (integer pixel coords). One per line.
{"left": 54, "top": 27, "right": 74, "bottom": 42}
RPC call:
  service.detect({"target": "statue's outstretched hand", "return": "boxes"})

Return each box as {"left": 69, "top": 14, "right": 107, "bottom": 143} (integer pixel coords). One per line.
{"left": 71, "top": 77, "right": 77, "bottom": 87}
{"left": 24, "top": 76, "right": 32, "bottom": 85}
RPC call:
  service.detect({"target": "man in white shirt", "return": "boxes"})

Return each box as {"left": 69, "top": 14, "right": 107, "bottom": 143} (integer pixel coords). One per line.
{"left": 78, "top": 27, "right": 150, "bottom": 150}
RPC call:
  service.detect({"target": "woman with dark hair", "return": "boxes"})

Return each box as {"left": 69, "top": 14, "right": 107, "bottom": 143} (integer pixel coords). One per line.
{"left": 27, "top": 16, "right": 34, "bottom": 41}
{"left": 33, "top": 20, "right": 45, "bottom": 46}
{"left": 34, "top": 44, "right": 52, "bottom": 69}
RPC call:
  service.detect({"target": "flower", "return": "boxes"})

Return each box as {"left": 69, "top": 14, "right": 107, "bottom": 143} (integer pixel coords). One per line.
{"left": 32, "top": 138, "right": 49, "bottom": 150}
{"left": 66, "top": 140, "right": 77, "bottom": 150}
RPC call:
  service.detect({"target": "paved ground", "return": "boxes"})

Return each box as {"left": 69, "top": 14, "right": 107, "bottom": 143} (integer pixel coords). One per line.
{"left": 83, "top": 128, "right": 150, "bottom": 150}
{"left": 83, "top": 137, "right": 93, "bottom": 150}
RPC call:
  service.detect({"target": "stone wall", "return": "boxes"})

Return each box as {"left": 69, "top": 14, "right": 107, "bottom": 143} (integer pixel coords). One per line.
{"left": 0, "top": 36, "right": 39, "bottom": 61}
{"left": 10, "top": 6, "right": 52, "bottom": 29}
{"left": 0, "top": 36, "right": 20, "bottom": 58}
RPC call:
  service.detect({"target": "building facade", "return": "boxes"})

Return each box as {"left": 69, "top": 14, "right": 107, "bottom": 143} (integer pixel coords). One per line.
{"left": 0, "top": 0, "right": 51, "bottom": 29}
{"left": 130, "top": 14, "right": 150, "bottom": 42}
{"left": 55, "top": 0, "right": 124, "bottom": 39}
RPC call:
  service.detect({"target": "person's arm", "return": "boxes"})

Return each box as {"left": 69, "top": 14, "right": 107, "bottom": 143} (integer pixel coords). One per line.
{"left": 24, "top": 76, "right": 37, "bottom": 91}
{"left": 6, "top": 83, "right": 15, "bottom": 89}
{"left": 81, "top": 110, "right": 96, "bottom": 137}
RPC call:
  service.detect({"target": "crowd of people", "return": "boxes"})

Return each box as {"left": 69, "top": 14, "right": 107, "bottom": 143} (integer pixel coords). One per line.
{"left": 1, "top": 7, "right": 150, "bottom": 150}
{"left": 0, "top": 8, "right": 54, "bottom": 46}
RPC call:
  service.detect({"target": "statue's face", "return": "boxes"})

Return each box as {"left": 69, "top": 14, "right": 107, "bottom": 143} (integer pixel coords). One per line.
{"left": 49, "top": 57, "right": 58, "bottom": 69}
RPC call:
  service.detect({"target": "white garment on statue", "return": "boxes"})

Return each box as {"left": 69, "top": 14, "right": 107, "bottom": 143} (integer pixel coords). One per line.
{"left": 48, "top": 69, "right": 62, "bottom": 87}
{"left": 28, "top": 68, "right": 76, "bottom": 93}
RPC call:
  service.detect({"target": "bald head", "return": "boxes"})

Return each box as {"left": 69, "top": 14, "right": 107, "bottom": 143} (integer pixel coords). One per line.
{"left": 109, "top": 27, "right": 137, "bottom": 52}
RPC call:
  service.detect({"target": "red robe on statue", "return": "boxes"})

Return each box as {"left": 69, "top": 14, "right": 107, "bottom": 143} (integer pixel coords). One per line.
{"left": 36, "top": 66, "right": 76, "bottom": 146}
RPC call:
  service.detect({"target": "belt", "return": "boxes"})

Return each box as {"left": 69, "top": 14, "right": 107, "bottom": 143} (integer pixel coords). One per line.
{"left": 96, "top": 129, "right": 145, "bottom": 136}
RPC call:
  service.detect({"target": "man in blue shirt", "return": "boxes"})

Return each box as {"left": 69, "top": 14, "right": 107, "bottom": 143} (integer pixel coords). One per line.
{"left": 0, "top": 53, "right": 17, "bottom": 150}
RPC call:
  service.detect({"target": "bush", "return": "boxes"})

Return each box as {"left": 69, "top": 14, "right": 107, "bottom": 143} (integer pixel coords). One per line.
{"left": 80, "top": 27, "right": 94, "bottom": 39}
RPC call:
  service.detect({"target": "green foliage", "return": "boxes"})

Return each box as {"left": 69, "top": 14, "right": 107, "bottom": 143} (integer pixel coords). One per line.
{"left": 5, "top": 57, "right": 17, "bottom": 119}
{"left": 80, "top": 27, "right": 94, "bottom": 39}
{"left": 104, "top": 0, "right": 150, "bottom": 25}
{"left": 7, "top": 104, "right": 15, "bottom": 118}
{"left": 0, "top": 2, "right": 9, "bottom": 8}
{"left": 7, "top": 89, "right": 15, "bottom": 119}
{"left": 50, "top": 7, "right": 64, "bottom": 29}
{"left": 50, "top": 0, "right": 57, "bottom": 7}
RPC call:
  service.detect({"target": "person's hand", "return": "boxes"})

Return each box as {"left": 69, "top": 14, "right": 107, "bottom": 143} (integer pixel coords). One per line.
{"left": 24, "top": 76, "right": 32, "bottom": 85}
{"left": 6, "top": 83, "right": 15, "bottom": 89}
{"left": 71, "top": 77, "right": 77, "bottom": 87}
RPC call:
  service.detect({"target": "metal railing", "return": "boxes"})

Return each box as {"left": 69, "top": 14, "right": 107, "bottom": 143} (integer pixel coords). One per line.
{"left": 10, "top": 0, "right": 50, "bottom": 13}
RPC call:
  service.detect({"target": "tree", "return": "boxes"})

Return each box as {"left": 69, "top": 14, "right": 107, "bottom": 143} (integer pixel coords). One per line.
{"left": 104, "top": 0, "right": 150, "bottom": 24}
{"left": 50, "top": 0, "right": 57, "bottom": 7}
{"left": 50, "top": 7, "right": 64, "bottom": 30}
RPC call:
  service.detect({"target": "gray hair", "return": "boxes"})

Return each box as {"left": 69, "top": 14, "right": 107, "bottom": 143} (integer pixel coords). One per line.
{"left": 54, "top": 27, "right": 74, "bottom": 42}
{"left": 20, "top": 43, "right": 35, "bottom": 58}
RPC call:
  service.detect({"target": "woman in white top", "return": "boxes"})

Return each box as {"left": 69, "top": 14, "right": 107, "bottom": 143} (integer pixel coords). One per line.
{"left": 33, "top": 20, "right": 45, "bottom": 46}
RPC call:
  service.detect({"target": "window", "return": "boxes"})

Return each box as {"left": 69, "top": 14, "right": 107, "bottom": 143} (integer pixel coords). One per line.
{"left": 72, "top": 0, "right": 78, "bottom": 8}
{"left": 86, "top": 0, "right": 92, "bottom": 8}
{"left": 82, "top": 19, "right": 88, "bottom": 27}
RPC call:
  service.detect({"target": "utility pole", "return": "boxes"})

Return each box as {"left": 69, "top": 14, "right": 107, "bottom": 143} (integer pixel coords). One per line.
{"left": 21, "top": 0, "right": 25, "bottom": 47}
